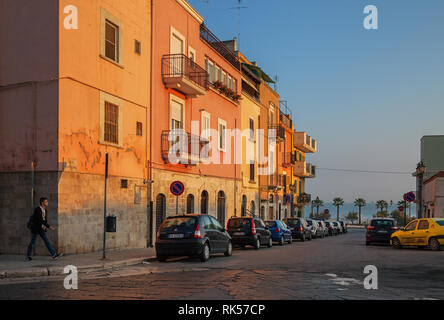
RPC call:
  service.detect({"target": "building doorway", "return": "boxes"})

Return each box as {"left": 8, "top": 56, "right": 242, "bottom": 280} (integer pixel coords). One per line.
{"left": 155, "top": 194, "right": 166, "bottom": 234}
{"left": 187, "top": 194, "right": 194, "bottom": 213}
{"left": 201, "top": 190, "right": 209, "bottom": 214}
{"left": 217, "top": 191, "right": 226, "bottom": 226}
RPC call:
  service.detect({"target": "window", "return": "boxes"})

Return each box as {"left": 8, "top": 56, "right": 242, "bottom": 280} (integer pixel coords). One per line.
{"left": 218, "top": 119, "right": 227, "bottom": 151}
{"left": 170, "top": 95, "right": 185, "bottom": 130}
{"left": 206, "top": 59, "right": 215, "bottom": 83}
{"left": 405, "top": 221, "right": 418, "bottom": 231}
{"left": 201, "top": 111, "right": 210, "bottom": 141}
{"left": 104, "top": 101, "right": 119, "bottom": 144}
{"left": 188, "top": 47, "right": 196, "bottom": 62}
{"left": 417, "top": 220, "right": 429, "bottom": 230}
{"left": 101, "top": 9, "right": 123, "bottom": 65}
{"left": 250, "top": 161, "right": 255, "bottom": 181}
{"left": 187, "top": 194, "right": 194, "bottom": 214}
{"left": 249, "top": 118, "right": 254, "bottom": 141}
{"left": 136, "top": 122, "right": 143, "bottom": 136}
{"left": 215, "top": 66, "right": 220, "bottom": 82}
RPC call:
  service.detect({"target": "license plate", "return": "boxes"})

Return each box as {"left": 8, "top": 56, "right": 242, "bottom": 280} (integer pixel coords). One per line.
{"left": 168, "top": 234, "right": 184, "bottom": 239}
{"left": 377, "top": 230, "right": 388, "bottom": 233}
{"left": 233, "top": 232, "right": 245, "bottom": 236}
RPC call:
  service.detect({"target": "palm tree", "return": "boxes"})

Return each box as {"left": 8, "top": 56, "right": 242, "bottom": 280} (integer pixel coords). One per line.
{"left": 354, "top": 198, "right": 366, "bottom": 225}
{"left": 376, "top": 200, "right": 388, "bottom": 217}
{"left": 333, "top": 197, "right": 344, "bottom": 220}
{"left": 313, "top": 197, "right": 324, "bottom": 217}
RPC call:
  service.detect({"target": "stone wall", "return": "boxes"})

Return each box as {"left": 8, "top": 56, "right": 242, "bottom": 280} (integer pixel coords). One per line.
{"left": 0, "top": 171, "right": 59, "bottom": 255}
{"left": 57, "top": 172, "right": 148, "bottom": 254}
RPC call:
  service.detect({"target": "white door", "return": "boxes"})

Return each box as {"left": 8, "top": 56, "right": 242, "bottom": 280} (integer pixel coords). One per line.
{"left": 171, "top": 33, "right": 184, "bottom": 75}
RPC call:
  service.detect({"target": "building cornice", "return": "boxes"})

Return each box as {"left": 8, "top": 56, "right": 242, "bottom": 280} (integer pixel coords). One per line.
{"left": 175, "top": 0, "right": 204, "bottom": 24}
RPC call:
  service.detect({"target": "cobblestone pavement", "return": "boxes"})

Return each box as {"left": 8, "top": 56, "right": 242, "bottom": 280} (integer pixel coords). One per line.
{"left": 1, "top": 229, "right": 443, "bottom": 300}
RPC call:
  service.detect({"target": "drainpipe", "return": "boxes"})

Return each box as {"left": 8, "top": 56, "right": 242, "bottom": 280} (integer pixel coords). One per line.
{"left": 147, "top": 0, "right": 154, "bottom": 247}
{"left": 234, "top": 118, "right": 237, "bottom": 217}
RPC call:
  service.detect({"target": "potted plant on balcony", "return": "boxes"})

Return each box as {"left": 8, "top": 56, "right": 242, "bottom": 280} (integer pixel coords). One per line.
{"left": 226, "top": 88, "right": 235, "bottom": 99}
{"left": 232, "top": 93, "right": 242, "bottom": 103}
{"left": 213, "top": 80, "right": 223, "bottom": 90}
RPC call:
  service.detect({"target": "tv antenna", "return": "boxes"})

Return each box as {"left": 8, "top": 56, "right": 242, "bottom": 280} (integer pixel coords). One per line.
{"left": 230, "top": 0, "right": 248, "bottom": 51}
{"left": 273, "top": 75, "right": 279, "bottom": 91}
{"left": 201, "top": 0, "right": 209, "bottom": 24}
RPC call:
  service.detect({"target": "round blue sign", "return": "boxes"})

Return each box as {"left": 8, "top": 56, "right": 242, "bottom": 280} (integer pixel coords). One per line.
{"left": 170, "top": 181, "right": 184, "bottom": 196}
{"left": 404, "top": 192, "right": 415, "bottom": 202}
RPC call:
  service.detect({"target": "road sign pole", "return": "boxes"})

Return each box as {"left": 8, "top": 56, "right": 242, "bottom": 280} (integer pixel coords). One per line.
{"left": 176, "top": 196, "right": 179, "bottom": 215}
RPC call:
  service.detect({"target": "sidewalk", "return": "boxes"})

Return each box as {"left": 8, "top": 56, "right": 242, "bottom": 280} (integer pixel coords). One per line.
{"left": 0, "top": 247, "right": 156, "bottom": 279}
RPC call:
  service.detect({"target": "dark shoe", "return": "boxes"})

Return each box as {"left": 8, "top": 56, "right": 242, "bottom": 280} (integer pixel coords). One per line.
{"left": 25, "top": 257, "right": 32, "bottom": 261}
{"left": 52, "top": 253, "right": 63, "bottom": 260}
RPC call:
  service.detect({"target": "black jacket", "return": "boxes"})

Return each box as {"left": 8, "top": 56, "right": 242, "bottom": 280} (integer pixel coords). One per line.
{"left": 30, "top": 207, "right": 51, "bottom": 233}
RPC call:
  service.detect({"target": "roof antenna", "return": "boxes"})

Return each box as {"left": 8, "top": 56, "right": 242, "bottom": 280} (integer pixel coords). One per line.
{"left": 201, "top": 0, "right": 209, "bottom": 24}
{"left": 230, "top": 0, "right": 248, "bottom": 50}
{"left": 273, "top": 75, "right": 279, "bottom": 91}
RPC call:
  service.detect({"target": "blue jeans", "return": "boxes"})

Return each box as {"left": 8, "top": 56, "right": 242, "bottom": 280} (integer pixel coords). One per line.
{"left": 27, "top": 231, "right": 56, "bottom": 258}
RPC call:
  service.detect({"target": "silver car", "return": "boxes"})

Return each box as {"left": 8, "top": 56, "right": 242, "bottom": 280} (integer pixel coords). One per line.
{"left": 315, "top": 220, "right": 328, "bottom": 237}
{"left": 306, "top": 219, "right": 324, "bottom": 239}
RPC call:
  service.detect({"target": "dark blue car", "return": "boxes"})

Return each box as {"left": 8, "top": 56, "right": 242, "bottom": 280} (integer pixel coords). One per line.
{"left": 265, "top": 220, "right": 292, "bottom": 245}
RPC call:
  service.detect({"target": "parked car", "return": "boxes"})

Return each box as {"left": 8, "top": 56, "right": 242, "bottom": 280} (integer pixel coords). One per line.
{"left": 339, "top": 220, "right": 347, "bottom": 233}
{"left": 366, "top": 218, "right": 398, "bottom": 246}
{"left": 155, "top": 214, "right": 232, "bottom": 262}
{"left": 332, "top": 221, "right": 342, "bottom": 234}
{"left": 391, "top": 218, "right": 444, "bottom": 251}
{"left": 306, "top": 219, "right": 324, "bottom": 239}
{"left": 283, "top": 218, "right": 312, "bottom": 241}
{"left": 316, "top": 220, "right": 328, "bottom": 237}
{"left": 227, "top": 217, "right": 273, "bottom": 249}
{"left": 265, "top": 220, "right": 292, "bottom": 245}
{"left": 325, "top": 221, "right": 338, "bottom": 236}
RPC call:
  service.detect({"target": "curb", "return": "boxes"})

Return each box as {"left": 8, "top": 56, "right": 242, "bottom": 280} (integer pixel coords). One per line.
{"left": 0, "top": 256, "right": 157, "bottom": 279}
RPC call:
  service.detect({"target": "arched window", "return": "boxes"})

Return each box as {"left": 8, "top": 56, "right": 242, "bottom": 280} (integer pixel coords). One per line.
{"left": 241, "top": 195, "right": 247, "bottom": 216}
{"left": 250, "top": 201, "right": 256, "bottom": 215}
{"left": 155, "top": 194, "right": 166, "bottom": 233}
{"left": 186, "top": 194, "right": 194, "bottom": 213}
{"left": 201, "top": 190, "right": 209, "bottom": 214}
{"left": 217, "top": 191, "right": 226, "bottom": 226}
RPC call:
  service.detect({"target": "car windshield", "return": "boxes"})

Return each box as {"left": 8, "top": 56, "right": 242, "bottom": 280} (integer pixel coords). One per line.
{"left": 265, "top": 221, "right": 277, "bottom": 228}
{"left": 436, "top": 220, "right": 444, "bottom": 226}
{"left": 228, "top": 219, "right": 252, "bottom": 229}
{"left": 284, "top": 219, "right": 299, "bottom": 226}
{"left": 371, "top": 220, "right": 394, "bottom": 227}
{"left": 160, "top": 217, "right": 197, "bottom": 231}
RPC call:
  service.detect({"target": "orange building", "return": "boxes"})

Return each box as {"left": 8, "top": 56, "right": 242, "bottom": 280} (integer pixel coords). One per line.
{"left": 151, "top": 0, "right": 242, "bottom": 231}
{"left": 0, "top": 0, "right": 151, "bottom": 254}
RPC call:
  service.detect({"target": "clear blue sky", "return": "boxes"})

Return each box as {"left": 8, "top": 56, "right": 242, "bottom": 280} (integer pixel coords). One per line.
{"left": 188, "top": 0, "right": 444, "bottom": 203}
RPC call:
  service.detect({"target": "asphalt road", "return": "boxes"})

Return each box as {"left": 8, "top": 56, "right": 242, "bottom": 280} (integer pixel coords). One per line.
{"left": 1, "top": 229, "right": 443, "bottom": 300}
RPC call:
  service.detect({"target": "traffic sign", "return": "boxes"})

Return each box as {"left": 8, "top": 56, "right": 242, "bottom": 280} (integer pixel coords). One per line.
{"left": 404, "top": 192, "right": 415, "bottom": 203}
{"left": 324, "top": 209, "right": 329, "bottom": 214}
{"left": 170, "top": 181, "right": 184, "bottom": 196}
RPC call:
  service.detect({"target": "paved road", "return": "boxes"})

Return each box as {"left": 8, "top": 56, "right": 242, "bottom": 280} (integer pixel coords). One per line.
{"left": 1, "top": 229, "right": 443, "bottom": 300}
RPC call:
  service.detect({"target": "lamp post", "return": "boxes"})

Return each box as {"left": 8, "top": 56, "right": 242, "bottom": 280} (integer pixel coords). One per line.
{"left": 413, "top": 161, "right": 426, "bottom": 219}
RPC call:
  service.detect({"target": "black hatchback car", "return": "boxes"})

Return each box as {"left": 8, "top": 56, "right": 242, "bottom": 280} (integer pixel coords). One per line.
{"left": 155, "top": 214, "right": 232, "bottom": 262}
{"left": 227, "top": 217, "right": 273, "bottom": 249}
{"left": 366, "top": 218, "right": 398, "bottom": 245}
{"left": 283, "top": 218, "right": 312, "bottom": 241}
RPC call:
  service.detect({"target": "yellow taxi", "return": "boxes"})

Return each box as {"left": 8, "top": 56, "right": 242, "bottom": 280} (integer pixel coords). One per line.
{"left": 391, "top": 218, "right": 444, "bottom": 251}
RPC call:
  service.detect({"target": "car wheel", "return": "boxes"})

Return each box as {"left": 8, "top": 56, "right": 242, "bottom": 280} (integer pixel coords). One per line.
{"left": 254, "top": 238, "right": 261, "bottom": 250}
{"left": 279, "top": 236, "right": 284, "bottom": 246}
{"left": 224, "top": 241, "right": 233, "bottom": 257}
{"left": 366, "top": 241, "right": 371, "bottom": 246}
{"left": 288, "top": 236, "right": 292, "bottom": 244}
{"left": 200, "top": 242, "right": 210, "bottom": 262}
{"left": 308, "top": 234, "right": 312, "bottom": 241}
{"left": 157, "top": 255, "right": 167, "bottom": 262}
{"left": 429, "top": 238, "right": 441, "bottom": 251}
{"left": 392, "top": 237, "right": 402, "bottom": 249}
{"left": 301, "top": 234, "right": 306, "bottom": 242}
{"left": 267, "top": 236, "right": 273, "bottom": 248}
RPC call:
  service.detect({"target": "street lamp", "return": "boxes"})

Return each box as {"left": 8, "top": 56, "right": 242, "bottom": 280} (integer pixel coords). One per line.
{"left": 413, "top": 161, "right": 426, "bottom": 219}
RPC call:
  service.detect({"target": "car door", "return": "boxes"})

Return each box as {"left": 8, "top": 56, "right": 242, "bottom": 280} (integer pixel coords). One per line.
{"left": 202, "top": 216, "right": 218, "bottom": 252}
{"left": 209, "top": 216, "right": 227, "bottom": 252}
{"left": 415, "top": 219, "right": 430, "bottom": 246}
{"left": 254, "top": 219, "right": 264, "bottom": 244}
{"left": 401, "top": 220, "right": 418, "bottom": 245}
{"left": 281, "top": 221, "right": 291, "bottom": 240}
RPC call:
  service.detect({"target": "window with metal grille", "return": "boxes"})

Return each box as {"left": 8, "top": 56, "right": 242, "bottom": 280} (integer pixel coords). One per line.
{"left": 105, "top": 20, "right": 118, "bottom": 61}
{"left": 104, "top": 101, "right": 119, "bottom": 144}
{"left": 250, "top": 161, "right": 255, "bottom": 181}
{"left": 136, "top": 122, "right": 143, "bottom": 136}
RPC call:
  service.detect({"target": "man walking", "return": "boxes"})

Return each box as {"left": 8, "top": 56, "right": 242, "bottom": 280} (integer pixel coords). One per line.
{"left": 26, "top": 197, "right": 62, "bottom": 261}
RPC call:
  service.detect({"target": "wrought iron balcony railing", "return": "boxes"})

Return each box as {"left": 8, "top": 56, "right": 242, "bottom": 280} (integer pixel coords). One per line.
{"left": 268, "top": 124, "right": 285, "bottom": 141}
{"left": 282, "top": 152, "right": 295, "bottom": 168}
{"left": 161, "top": 54, "right": 209, "bottom": 97}
{"left": 161, "top": 130, "right": 209, "bottom": 166}
{"left": 200, "top": 24, "right": 240, "bottom": 70}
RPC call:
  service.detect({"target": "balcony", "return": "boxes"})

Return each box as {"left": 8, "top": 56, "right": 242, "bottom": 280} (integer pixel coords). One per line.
{"left": 279, "top": 113, "right": 292, "bottom": 129}
{"left": 294, "top": 161, "right": 316, "bottom": 178}
{"left": 268, "top": 124, "right": 285, "bottom": 142}
{"left": 294, "top": 132, "right": 317, "bottom": 153}
{"left": 200, "top": 24, "right": 240, "bottom": 70}
{"left": 282, "top": 152, "right": 295, "bottom": 168}
{"left": 161, "top": 130, "right": 209, "bottom": 166}
{"left": 161, "top": 54, "right": 209, "bottom": 98}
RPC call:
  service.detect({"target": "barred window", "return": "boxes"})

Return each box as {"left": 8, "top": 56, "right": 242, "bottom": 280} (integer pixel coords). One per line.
{"left": 104, "top": 101, "right": 119, "bottom": 144}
